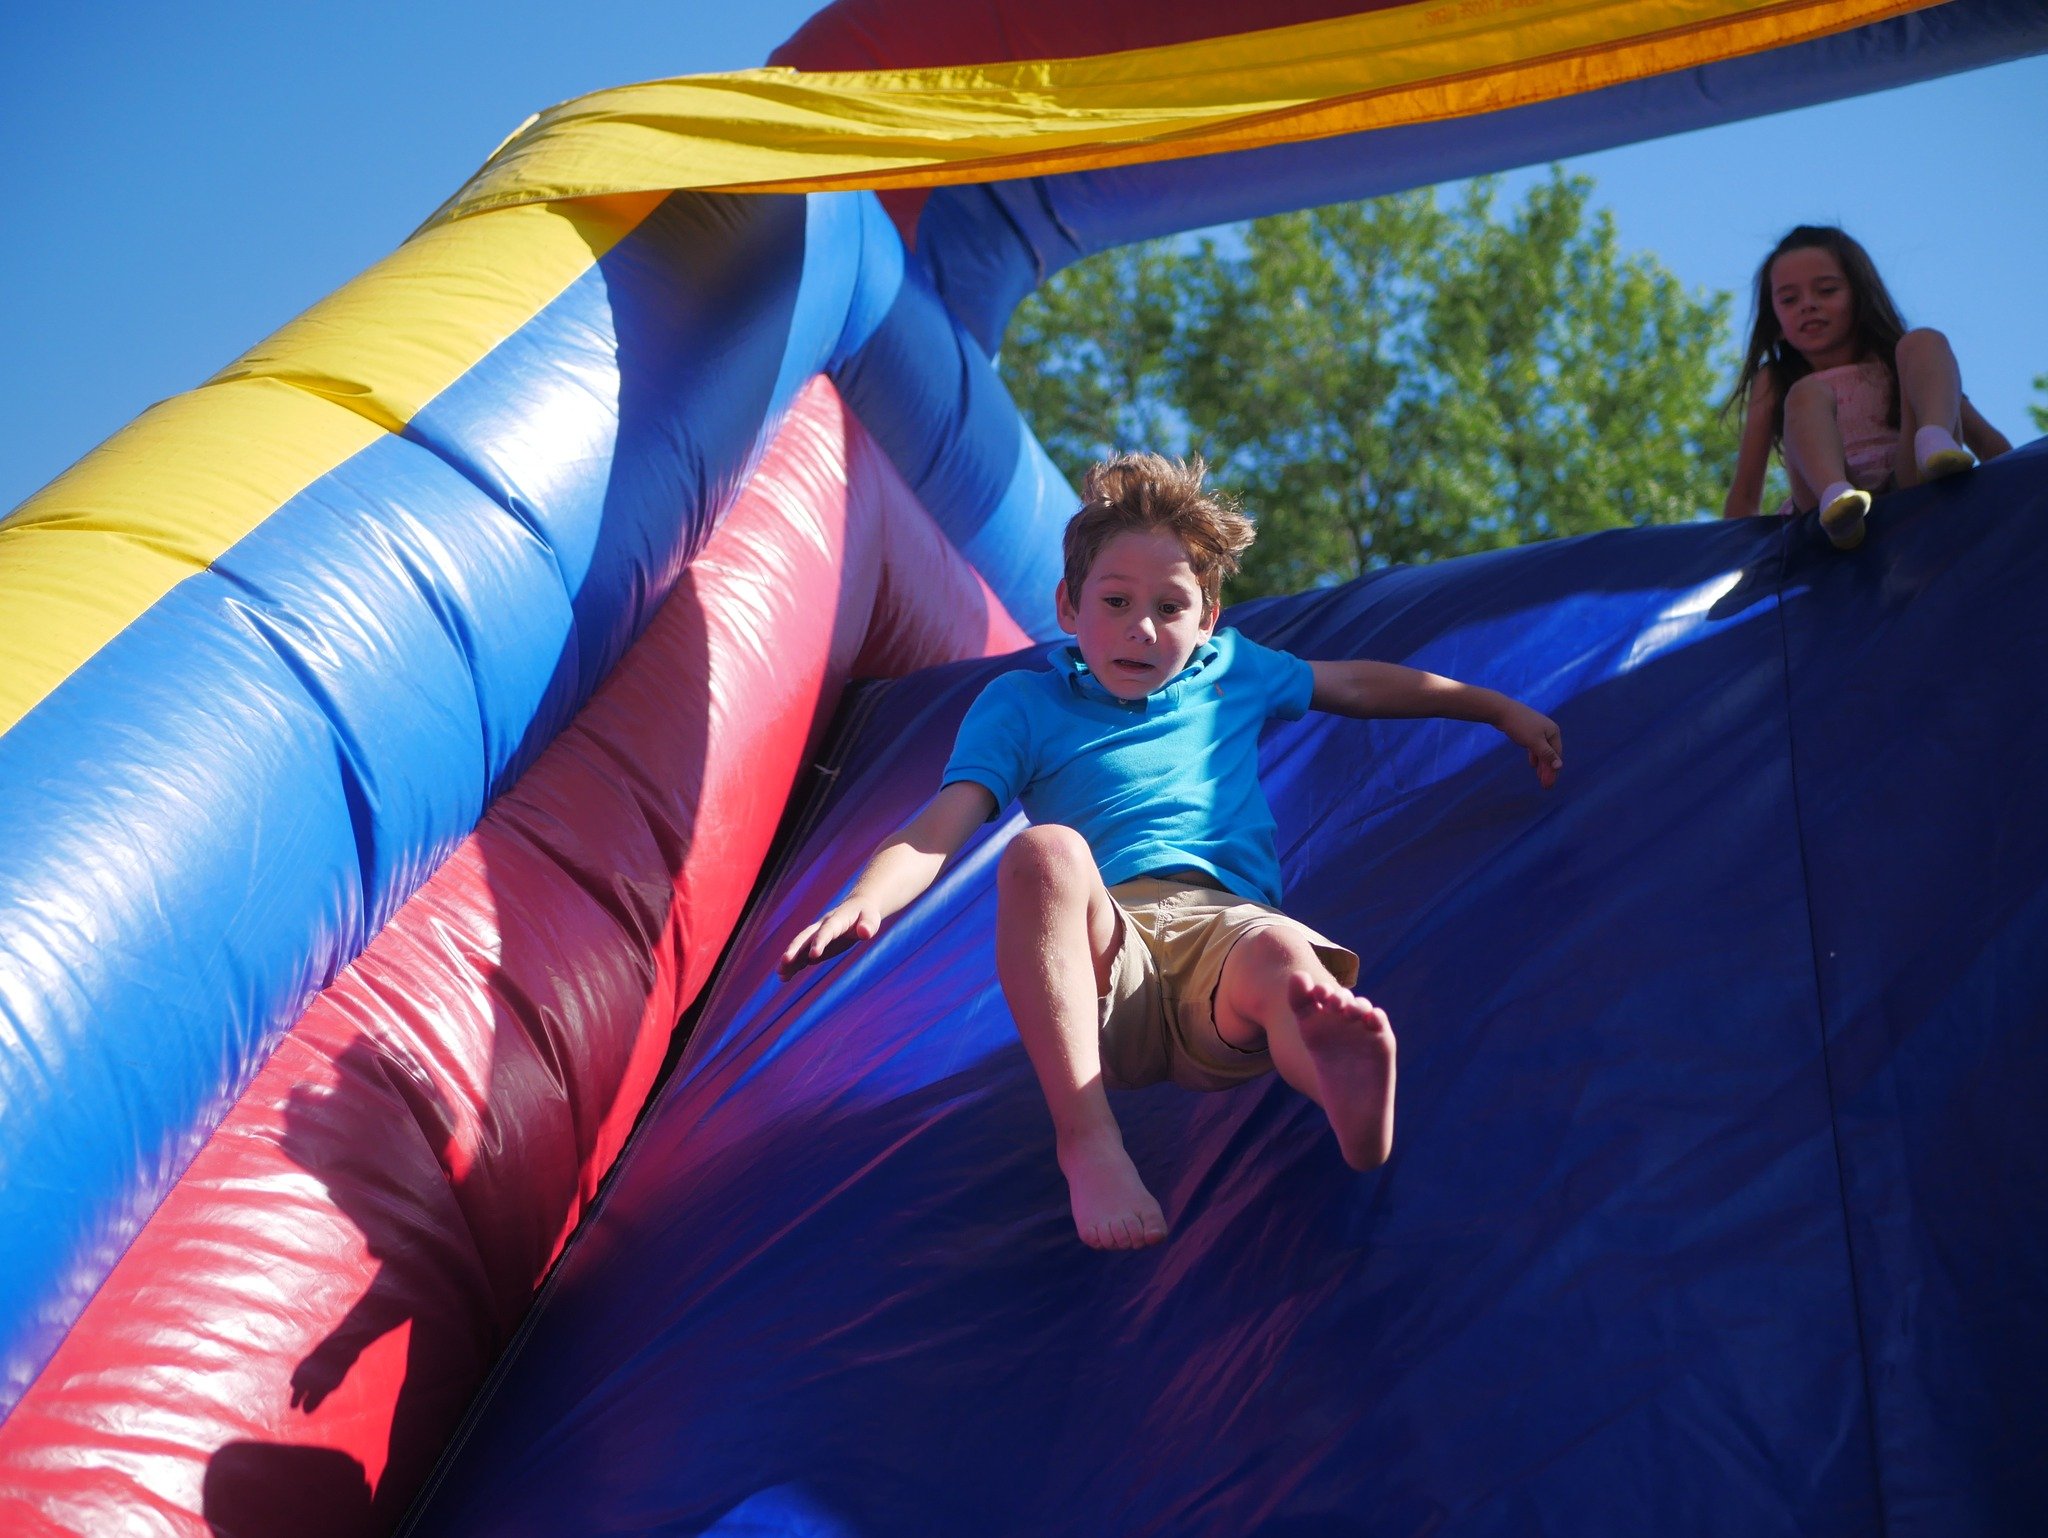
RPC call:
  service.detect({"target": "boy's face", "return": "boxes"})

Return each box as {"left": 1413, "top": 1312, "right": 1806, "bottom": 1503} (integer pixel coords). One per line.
{"left": 1056, "top": 528, "right": 1218, "bottom": 700}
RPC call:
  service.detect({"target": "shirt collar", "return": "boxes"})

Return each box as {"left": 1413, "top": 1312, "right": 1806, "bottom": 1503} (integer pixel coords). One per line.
{"left": 1054, "top": 636, "right": 1221, "bottom": 711}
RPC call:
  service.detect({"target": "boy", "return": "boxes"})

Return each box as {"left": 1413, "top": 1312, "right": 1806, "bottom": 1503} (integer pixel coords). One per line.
{"left": 780, "top": 454, "right": 1562, "bottom": 1250}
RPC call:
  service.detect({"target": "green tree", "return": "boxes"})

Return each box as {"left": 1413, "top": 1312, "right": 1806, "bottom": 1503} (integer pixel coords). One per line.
{"left": 2030, "top": 373, "right": 2047, "bottom": 435}
{"left": 1001, "top": 170, "right": 1747, "bottom": 598}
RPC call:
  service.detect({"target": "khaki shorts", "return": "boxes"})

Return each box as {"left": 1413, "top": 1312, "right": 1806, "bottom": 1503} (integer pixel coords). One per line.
{"left": 1098, "top": 876, "right": 1360, "bottom": 1092}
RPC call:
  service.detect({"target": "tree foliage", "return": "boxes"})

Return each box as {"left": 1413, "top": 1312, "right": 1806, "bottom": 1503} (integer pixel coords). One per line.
{"left": 2031, "top": 373, "right": 2047, "bottom": 435}
{"left": 1000, "top": 171, "right": 1748, "bottom": 598}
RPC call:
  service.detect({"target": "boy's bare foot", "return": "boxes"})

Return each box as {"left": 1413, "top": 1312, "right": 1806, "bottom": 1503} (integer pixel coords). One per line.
{"left": 1057, "top": 1127, "right": 1167, "bottom": 1250}
{"left": 1290, "top": 975, "right": 1397, "bottom": 1170}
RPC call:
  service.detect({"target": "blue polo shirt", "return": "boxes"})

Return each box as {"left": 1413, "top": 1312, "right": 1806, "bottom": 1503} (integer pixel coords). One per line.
{"left": 942, "top": 627, "right": 1316, "bottom": 905}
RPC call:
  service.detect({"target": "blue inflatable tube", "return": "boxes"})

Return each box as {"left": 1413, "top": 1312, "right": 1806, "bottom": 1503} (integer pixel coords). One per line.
{"left": 0, "top": 186, "right": 1069, "bottom": 1401}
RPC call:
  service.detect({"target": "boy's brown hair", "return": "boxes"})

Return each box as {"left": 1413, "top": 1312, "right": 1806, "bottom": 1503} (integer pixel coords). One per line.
{"left": 1062, "top": 453, "right": 1255, "bottom": 620}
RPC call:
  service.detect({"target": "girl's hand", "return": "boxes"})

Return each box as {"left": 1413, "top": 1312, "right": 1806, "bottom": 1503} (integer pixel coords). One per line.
{"left": 1495, "top": 702, "right": 1564, "bottom": 789}
{"left": 777, "top": 900, "right": 883, "bottom": 979}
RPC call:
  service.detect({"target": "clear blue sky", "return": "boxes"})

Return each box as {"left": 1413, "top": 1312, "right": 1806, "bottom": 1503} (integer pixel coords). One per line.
{"left": 3, "top": 3, "right": 2043, "bottom": 515}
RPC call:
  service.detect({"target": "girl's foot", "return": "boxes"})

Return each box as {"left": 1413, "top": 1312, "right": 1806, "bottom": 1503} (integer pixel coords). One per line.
{"left": 1289, "top": 975, "right": 1397, "bottom": 1171}
{"left": 1818, "top": 481, "right": 1872, "bottom": 550}
{"left": 1914, "top": 425, "right": 1975, "bottom": 481}
{"left": 1057, "top": 1127, "right": 1167, "bottom": 1250}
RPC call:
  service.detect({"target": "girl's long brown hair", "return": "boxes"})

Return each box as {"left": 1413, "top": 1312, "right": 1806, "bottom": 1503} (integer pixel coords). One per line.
{"left": 1727, "top": 225, "right": 1910, "bottom": 446}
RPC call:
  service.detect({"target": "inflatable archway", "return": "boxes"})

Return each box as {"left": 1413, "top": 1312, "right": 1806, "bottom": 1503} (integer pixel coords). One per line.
{"left": 1, "top": 3, "right": 2043, "bottom": 1534}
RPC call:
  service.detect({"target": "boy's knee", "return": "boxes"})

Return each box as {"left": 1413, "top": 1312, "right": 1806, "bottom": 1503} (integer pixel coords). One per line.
{"left": 999, "top": 824, "right": 1096, "bottom": 893}
{"left": 1225, "top": 924, "right": 1312, "bottom": 987}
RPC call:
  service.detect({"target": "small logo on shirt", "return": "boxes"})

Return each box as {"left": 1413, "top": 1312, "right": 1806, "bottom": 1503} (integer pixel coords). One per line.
{"left": 1213, "top": 683, "right": 1225, "bottom": 698}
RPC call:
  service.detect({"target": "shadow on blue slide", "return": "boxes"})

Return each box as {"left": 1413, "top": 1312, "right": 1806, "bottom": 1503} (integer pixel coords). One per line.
{"left": 405, "top": 447, "right": 2048, "bottom": 1537}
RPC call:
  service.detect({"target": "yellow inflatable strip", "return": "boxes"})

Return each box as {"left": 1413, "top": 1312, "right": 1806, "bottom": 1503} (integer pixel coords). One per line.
{"left": 432, "top": 0, "right": 1931, "bottom": 217}
{"left": 0, "top": 193, "right": 665, "bottom": 739}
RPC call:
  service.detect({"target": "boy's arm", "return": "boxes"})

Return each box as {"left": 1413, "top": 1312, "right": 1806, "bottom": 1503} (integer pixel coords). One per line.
{"left": 777, "top": 779, "right": 998, "bottom": 978}
{"left": 1309, "top": 660, "right": 1563, "bottom": 789}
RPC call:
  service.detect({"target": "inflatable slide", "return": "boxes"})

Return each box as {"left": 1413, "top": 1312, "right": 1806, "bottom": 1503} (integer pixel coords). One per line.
{"left": 1, "top": 2, "right": 2044, "bottom": 1534}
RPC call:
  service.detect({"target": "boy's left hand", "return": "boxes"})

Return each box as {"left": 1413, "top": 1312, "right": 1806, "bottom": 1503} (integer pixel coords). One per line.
{"left": 1496, "top": 701, "right": 1564, "bottom": 789}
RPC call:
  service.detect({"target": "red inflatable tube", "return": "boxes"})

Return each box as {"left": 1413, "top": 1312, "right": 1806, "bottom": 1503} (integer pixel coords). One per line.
{"left": 0, "top": 377, "right": 1029, "bottom": 1537}
{"left": 771, "top": 0, "right": 1378, "bottom": 239}
{"left": 774, "top": 0, "right": 1377, "bottom": 70}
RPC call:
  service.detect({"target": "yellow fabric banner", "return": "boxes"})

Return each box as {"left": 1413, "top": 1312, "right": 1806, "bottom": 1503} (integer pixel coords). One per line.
{"left": 432, "top": 0, "right": 1929, "bottom": 220}
{"left": 2, "top": 0, "right": 1938, "bottom": 733}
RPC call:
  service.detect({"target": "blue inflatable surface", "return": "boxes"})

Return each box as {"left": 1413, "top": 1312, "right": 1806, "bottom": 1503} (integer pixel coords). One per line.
{"left": 405, "top": 449, "right": 2048, "bottom": 1536}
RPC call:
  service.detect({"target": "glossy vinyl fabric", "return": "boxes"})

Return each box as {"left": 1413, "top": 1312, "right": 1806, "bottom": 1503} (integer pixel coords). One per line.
{"left": 0, "top": 184, "right": 1061, "bottom": 1411}
{"left": 4, "top": 1, "right": 2044, "bottom": 1533}
{"left": 405, "top": 450, "right": 2048, "bottom": 1537}
{"left": 0, "top": 379, "right": 1029, "bottom": 1536}
{"left": 773, "top": 0, "right": 1379, "bottom": 67}
{"left": 0, "top": 189, "right": 821, "bottom": 1402}
{"left": 773, "top": 0, "right": 2048, "bottom": 350}
{"left": 440, "top": 0, "right": 1968, "bottom": 218}
{"left": 0, "top": 194, "right": 664, "bottom": 737}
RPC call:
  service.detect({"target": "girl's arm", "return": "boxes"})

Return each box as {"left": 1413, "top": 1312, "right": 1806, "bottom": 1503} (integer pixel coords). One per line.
{"left": 778, "top": 779, "right": 998, "bottom": 977}
{"left": 1309, "top": 660, "right": 1562, "bottom": 789}
{"left": 1961, "top": 396, "right": 2012, "bottom": 461}
{"left": 1723, "top": 367, "right": 1781, "bottom": 520}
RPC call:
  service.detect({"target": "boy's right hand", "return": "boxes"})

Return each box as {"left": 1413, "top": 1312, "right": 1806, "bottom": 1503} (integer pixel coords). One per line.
{"left": 775, "top": 782, "right": 997, "bottom": 981}
{"left": 777, "top": 900, "right": 883, "bottom": 979}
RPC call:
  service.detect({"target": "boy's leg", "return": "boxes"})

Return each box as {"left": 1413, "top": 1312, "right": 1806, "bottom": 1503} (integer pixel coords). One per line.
{"left": 996, "top": 826, "right": 1167, "bottom": 1251}
{"left": 1213, "top": 927, "right": 1396, "bottom": 1171}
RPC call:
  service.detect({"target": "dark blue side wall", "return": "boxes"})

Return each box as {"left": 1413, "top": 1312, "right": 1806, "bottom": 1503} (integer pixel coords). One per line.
{"left": 404, "top": 447, "right": 2048, "bottom": 1536}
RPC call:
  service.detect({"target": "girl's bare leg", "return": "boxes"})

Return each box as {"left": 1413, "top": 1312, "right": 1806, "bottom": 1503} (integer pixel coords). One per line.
{"left": 996, "top": 826, "right": 1167, "bottom": 1250}
{"left": 1782, "top": 373, "right": 1870, "bottom": 547}
{"left": 1893, "top": 328, "right": 1968, "bottom": 488}
{"left": 1895, "top": 370, "right": 1921, "bottom": 487}
{"left": 1214, "top": 927, "right": 1396, "bottom": 1171}
{"left": 1780, "top": 373, "right": 1851, "bottom": 506}
{"left": 1783, "top": 457, "right": 1818, "bottom": 516}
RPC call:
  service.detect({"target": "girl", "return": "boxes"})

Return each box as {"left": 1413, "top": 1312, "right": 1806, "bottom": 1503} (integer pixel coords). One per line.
{"left": 1723, "top": 225, "right": 2010, "bottom": 549}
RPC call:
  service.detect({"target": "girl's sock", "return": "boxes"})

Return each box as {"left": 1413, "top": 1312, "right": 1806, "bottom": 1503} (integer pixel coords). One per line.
{"left": 1817, "top": 481, "right": 1872, "bottom": 550}
{"left": 1914, "top": 424, "right": 1975, "bottom": 480}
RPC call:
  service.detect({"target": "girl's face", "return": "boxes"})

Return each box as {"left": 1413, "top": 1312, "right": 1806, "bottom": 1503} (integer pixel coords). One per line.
{"left": 1769, "top": 246, "right": 1858, "bottom": 369}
